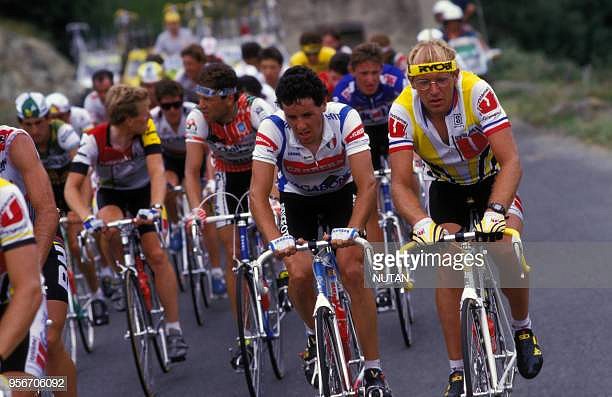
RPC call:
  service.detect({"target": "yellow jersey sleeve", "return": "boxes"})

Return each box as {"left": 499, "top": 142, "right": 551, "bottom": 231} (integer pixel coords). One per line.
{"left": 141, "top": 118, "right": 162, "bottom": 155}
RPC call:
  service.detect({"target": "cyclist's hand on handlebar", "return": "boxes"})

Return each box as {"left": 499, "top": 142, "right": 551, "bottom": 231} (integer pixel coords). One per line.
{"left": 83, "top": 215, "right": 104, "bottom": 233}
{"left": 137, "top": 207, "right": 161, "bottom": 222}
{"left": 268, "top": 235, "right": 296, "bottom": 258}
{"left": 187, "top": 207, "right": 207, "bottom": 226}
{"left": 329, "top": 227, "right": 359, "bottom": 248}
{"left": 475, "top": 211, "right": 505, "bottom": 241}
{"left": 411, "top": 217, "right": 446, "bottom": 245}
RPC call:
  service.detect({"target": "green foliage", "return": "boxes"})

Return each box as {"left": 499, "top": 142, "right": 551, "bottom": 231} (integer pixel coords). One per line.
{"left": 482, "top": 0, "right": 612, "bottom": 65}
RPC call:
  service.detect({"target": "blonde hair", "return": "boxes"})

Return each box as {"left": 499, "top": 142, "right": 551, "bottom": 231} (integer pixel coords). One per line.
{"left": 105, "top": 85, "right": 149, "bottom": 125}
{"left": 407, "top": 39, "right": 456, "bottom": 66}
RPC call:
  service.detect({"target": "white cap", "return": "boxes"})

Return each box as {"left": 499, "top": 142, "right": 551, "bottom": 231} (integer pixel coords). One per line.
{"left": 417, "top": 28, "right": 444, "bottom": 42}
{"left": 138, "top": 62, "right": 164, "bottom": 84}
{"left": 432, "top": 0, "right": 455, "bottom": 15}
{"left": 46, "top": 92, "right": 71, "bottom": 114}
{"left": 442, "top": 3, "right": 464, "bottom": 21}
{"left": 16, "top": 92, "right": 49, "bottom": 119}
{"left": 201, "top": 36, "right": 218, "bottom": 56}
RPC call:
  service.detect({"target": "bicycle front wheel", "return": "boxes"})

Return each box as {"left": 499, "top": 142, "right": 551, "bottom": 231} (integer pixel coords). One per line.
{"left": 394, "top": 288, "right": 414, "bottom": 347}
{"left": 462, "top": 298, "right": 493, "bottom": 397}
{"left": 316, "top": 306, "right": 349, "bottom": 397}
{"left": 76, "top": 300, "right": 94, "bottom": 353}
{"left": 188, "top": 250, "right": 206, "bottom": 326}
{"left": 263, "top": 265, "right": 285, "bottom": 380}
{"left": 236, "top": 264, "right": 263, "bottom": 397}
{"left": 62, "top": 317, "right": 78, "bottom": 364}
{"left": 125, "top": 273, "right": 156, "bottom": 397}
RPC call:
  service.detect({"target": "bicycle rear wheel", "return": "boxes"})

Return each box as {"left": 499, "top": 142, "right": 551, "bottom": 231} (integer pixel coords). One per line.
{"left": 462, "top": 298, "right": 493, "bottom": 397}
{"left": 236, "top": 264, "right": 263, "bottom": 397}
{"left": 145, "top": 264, "right": 171, "bottom": 374}
{"left": 187, "top": 235, "right": 206, "bottom": 326}
{"left": 125, "top": 272, "right": 156, "bottom": 397}
{"left": 316, "top": 306, "right": 349, "bottom": 397}
{"left": 76, "top": 300, "right": 94, "bottom": 353}
{"left": 62, "top": 317, "right": 78, "bottom": 364}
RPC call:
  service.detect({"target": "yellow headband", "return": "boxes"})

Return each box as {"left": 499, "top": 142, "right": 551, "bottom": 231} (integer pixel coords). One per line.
{"left": 301, "top": 44, "right": 322, "bottom": 55}
{"left": 407, "top": 60, "right": 457, "bottom": 77}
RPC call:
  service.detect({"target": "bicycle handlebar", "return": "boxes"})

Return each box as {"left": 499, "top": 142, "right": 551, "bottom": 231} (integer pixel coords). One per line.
{"left": 200, "top": 212, "right": 252, "bottom": 224}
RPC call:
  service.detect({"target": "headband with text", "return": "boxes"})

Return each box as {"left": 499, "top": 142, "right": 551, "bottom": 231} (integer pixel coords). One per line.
{"left": 195, "top": 85, "right": 238, "bottom": 97}
{"left": 407, "top": 60, "right": 457, "bottom": 77}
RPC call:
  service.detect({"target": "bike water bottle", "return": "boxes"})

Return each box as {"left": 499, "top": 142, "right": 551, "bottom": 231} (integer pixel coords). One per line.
{"left": 261, "top": 277, "right": 270, "bottom": 311}
{"left": 487, "top": 315, "right": 497, "bottom": 353}
{"left": 336, "top": 302, "right": 350, "bottom": 360}
{"left": 136, "top": 257, "right": 152, "bottom": 311}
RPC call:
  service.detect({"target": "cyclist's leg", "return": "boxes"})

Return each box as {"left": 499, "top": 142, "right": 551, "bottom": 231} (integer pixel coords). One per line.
{"left": 140, "top": 230, "right": 180, "bottom": 323}
{"left": 43, "top": 242, "right": 77, "bottom": 397}
{"left": 67, "top": 211, "right": 99, "bottom": 294}
{"left": 97, "top": 205, "right": 126, "bottom": 267}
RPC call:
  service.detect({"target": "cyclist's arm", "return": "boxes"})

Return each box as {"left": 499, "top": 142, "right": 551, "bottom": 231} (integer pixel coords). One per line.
{"left": 389, "top": 148, "right": 429, "bottom": 225}
{"left": 0, "top": 243, "right": 42, "bottom": 359}
{"left": 185, "top": 141, "right": 205, "bottom": 209}
{"left": 487, "top": 128, "right": 521, "bottom": 210}
{"left": 10, "top": 134, "right": 58, "bottom": 268}
{"left": 249, "top": 160, "right": 280, "bottom": 243}
{"left": 65, "top": 171, "right": 90, "bottom": 220}
{"left": 146, "top": 153, "right": 166, "bottom": 206}
{"left": 347, "top": 150, "right": 376, "bottom": 231}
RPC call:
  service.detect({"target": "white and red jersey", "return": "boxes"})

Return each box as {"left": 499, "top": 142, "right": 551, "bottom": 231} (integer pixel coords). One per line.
{"left": 0, "top": 125, "right": 34, "bottom": 197}
{"left": 83, "top": 91, "right": 107, "bottom": 125}
{"left": 253, "top": 102, "right": 370, "bottom": 196}
{"left": 185, "top": 94, "right": 273, "bottom": 172}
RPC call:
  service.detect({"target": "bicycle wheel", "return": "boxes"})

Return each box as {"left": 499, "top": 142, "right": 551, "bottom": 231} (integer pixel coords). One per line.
{"left": 461, "top": 298, "right": 493, "bottom": 397}
{"left": 394, "top": 288, "right": 414, "bottom": 347}
{"left": 125, "top": 272, "right": 156, "bottom": 397}
{"left": 342, "top": 294, "right": 364, "bottom": 385}
{"left": 316, "top": 306, "right": 349, "bottom": 397}
{"left": 263, "top": 265, "right": 285, "bottom": 380}
{"left": 171, "top": 251, "right": 186, "bottom": 292}
{"left": 187, "top": 236, "right": 206, "bottom": 326}
{"left": 236, "top": 264, "right": 263, "bottom": 397}
{"left": 76, "top": 300, "right": 94, "bottom": 353}
{"left": 62, "top": 317, "right": 78, "bottom": 364}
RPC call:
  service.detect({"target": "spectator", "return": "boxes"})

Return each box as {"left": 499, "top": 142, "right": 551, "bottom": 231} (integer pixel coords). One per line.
{"left": 259, "top": 46, "right": 284, "bottom": 89}
{"left": 154, "top": 11, "right": 197, "bottom": 57}
{"left": 177, "top": 43, "right": 207, "bottom": 103}
{"left": 442, "top": 4, "right": 489, "bottom": 76}
{"left": 289, "top": 31, "right": 336, "bottom": 73}
{"left": 368, "top": 33, "right": 407, "bottom": 73}
{"left": 84, "top": 69, "right": 114, "bottom": 125}
{"left": 432, "top": 0, "right": 455, "bottom": 25}
{"left": 451, "top": 0, "right": 477, "bottom": 22}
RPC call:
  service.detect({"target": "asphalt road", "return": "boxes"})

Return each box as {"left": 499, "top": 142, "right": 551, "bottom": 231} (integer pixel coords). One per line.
{"left": 76, "top": 123, "right": 612, "bottom": 396}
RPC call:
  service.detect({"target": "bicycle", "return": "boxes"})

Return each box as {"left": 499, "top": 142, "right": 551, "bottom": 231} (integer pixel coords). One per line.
{"left": 58, "top": 217, "right": 95, "bottom": 364}
{"left": 201, "top": 210, "right": 285, "bottom": 397}
{"left": 167, "top": 185, "right": 190, "bottom": 293}
{"left": 104, "top": 218, "right": 171, "bottom": 397}
{"left": 374, "top": 168, "right": 415, "bottom": 348}
{"left": 259, "top": 237, "right": 371, "bottom": 397}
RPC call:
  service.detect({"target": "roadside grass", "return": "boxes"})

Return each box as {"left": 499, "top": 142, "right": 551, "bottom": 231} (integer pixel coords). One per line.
{"left": 489, "top": 47, "right": 612, "bottom": 147}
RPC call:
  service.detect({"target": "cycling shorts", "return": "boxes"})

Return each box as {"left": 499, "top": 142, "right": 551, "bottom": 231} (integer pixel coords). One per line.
{"left": 365, "top": 124, "right": 389, "bottom": 171}
{"left": 42, "top": 239, "right": 69, "bottom": 303}
{"left": 428, "top": 175, "right": 524, "bottom": 229}
{"left": 96, "top": 184, "right": 156, "bottom": 234}
{"left": 279, "top": 182, "right": 355, "bottom": 241}
{"left": 163, "top": 154, "right": 207, "bottom": 185}
{"left": 0, "top": 285, "right": 48, "bottom": 377}
{"left": 213, "top": 169, "right": 251, "bottom": 228}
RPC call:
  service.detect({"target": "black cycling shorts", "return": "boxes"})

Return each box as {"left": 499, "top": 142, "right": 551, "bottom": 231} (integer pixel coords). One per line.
{"left": 43, "top": 239, "right": 69, "bottom": 303}
{"left": 279, "top": 183, "right": 355, "bottom": 241}
{"left": 213, "top": 169, "right": 252, "bottom": 227}
{"left": 365, "top": 124, "right": 389, "bottom": 171}
{"left": 428, "top": 175, "right": 525, "bottom": 229}
{"left": 96, "top": 184, "right": 156, "bottom": 233}
{"left": 163, "top": 154, "right": 207, "bottom": 184}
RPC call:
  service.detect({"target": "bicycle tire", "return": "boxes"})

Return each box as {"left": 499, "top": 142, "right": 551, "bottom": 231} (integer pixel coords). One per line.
{"left": 263, "top": 265, "right": 285, "bottom": 380}
{"left": 76, "top": 301, "right": 94, "bottom": 353}
{"left": 125, "top": 272, "right": 155, "bottom": 397}
{"left": 143, "top": 262, "right": 171, "bottom": 374}
{"left": 236, "top": 264, "right": 262, "bottom": 397}
{"left": 171, "top": 251, "right": 186, "bottom": 292}
{"left": 316, "top": 306, "right": 349, "bottom": 397}
{"left": 461, "top": 298, "right": 493, "bottom": 397}
{"left": 63, "top": 317, "right": 78, "bottom": 364}
{"left": 187, "top": 236, "right": 206, "bottom": 326}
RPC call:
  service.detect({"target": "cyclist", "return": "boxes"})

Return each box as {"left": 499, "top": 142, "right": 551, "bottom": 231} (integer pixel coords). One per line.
{"left": 46, "top": 92, "right": 94, "bottom": 136}
{"left": 177, "top": 44, "right": 208, "bottom": 103}
{"left": 17, "top": 92, "right": 108, "bottom": 326}
{"left": 0, "top": 177, "right": 46, "bottom": 386}
{"left": 183, "top": 62, "right": 273, "bottom": 365}
{"left": 289, "top": 31, "right": 336, "bottom": 73}
{"left": 368, "top": 33, "right": 407, "bottom": 74}
{"left": 6, "top": 94, "right": 76, "bottom": 396}
{"left": 84, "top": 69, "right": 114, "bottom": 125}
{"left": 318, "top": 51, "right": 350, "bottom": 98}
{"left": 387, "top": 40, "right": 543, "bottom": 396}
{"left": 250, "top": 66, "right": 393, "bottom": 396}
{"left": 64, "top": 84, "right": 188, "bottom": 362}
{"left": 259, "top": 46, "right": 284, "bottom": 90}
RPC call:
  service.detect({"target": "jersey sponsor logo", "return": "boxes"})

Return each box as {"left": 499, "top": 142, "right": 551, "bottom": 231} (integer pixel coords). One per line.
{"left": 454, "top": 130, "right": 489, "bottom": 159}
{"left": 345, "top": 125, "right": 365, "bottom": 144}
{"left": 325, "top": 137, "right": 337, "bottom": 150}
{"left": 382, "top": 73, "right": 398, "bottom": 87}
{"left": 295, "top": 172, "right": 351, "bottom": 193}
{"left": 418, "top": 61, "right": 454, "bottom": 73}
{"left": 255, "top": 133, "right": 278, "bottom": 151}
{"left": 237, "top": 122, "right": 247, "bottom": 133}
{"left": 185, "top": 118, "right": 197, "bottom": 134}
{"left": 284, "top": 152, "right": 345, "bottom": 175}
{"left": 324, "top": 113, "right": 340, "bottom": 121}
{"left": 452, "top": 113, "right": 463, "bottom": 128}
{"left": 388, "top": 115, "right": 407, "bottom": 138}
{"left": 1, "top": 195, "right": 25, "bottom": 227}
{"left": 477, "top": 89, "right": 499, "bottom": 114}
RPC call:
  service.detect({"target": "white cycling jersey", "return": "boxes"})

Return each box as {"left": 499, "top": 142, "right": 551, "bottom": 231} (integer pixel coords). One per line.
{"left": 83, "top": 91, "right": 107, "bottom": 125}
{"left": 69, "top": 106, "right": 94, "bottom": 136}
{"left": 0, "top": 125, "right": 35, "bottom": 198}
{"left": 150, "top": 102, "right": 196, "bottom": 157}
{"left": 253, "top": 102, "right": 370, "bottom": 196}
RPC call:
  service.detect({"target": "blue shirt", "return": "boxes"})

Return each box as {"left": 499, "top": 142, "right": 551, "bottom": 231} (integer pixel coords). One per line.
{"left": 332, "top": 64, "right": 407, "bottom": 128}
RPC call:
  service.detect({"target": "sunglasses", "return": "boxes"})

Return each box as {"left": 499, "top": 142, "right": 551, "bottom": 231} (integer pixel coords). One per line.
{"left": 160, "top": 101, "right": 183, "bottom": 110}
